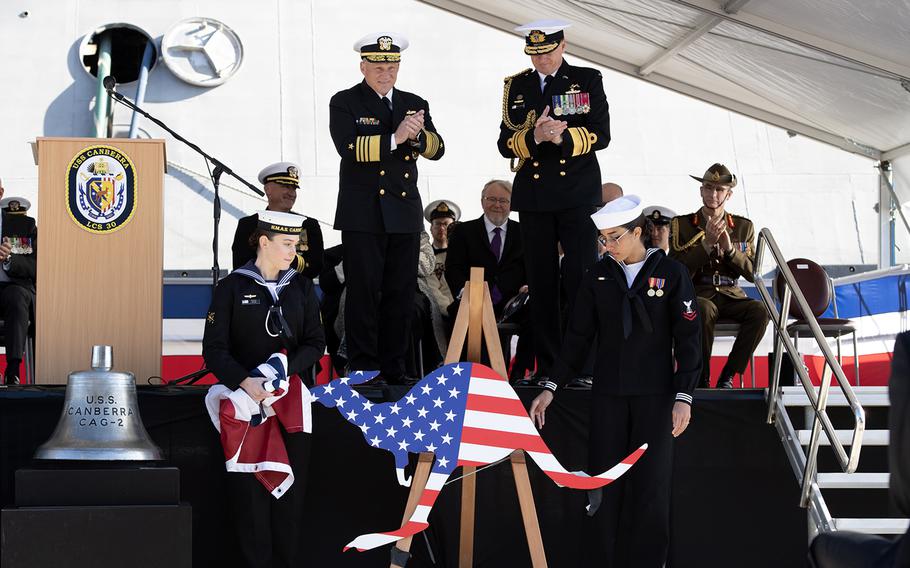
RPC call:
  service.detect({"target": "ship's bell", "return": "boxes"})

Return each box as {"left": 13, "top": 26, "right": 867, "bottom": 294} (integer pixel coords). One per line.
{"left": 35, "top": 345, "right": 162, "bottom": 460}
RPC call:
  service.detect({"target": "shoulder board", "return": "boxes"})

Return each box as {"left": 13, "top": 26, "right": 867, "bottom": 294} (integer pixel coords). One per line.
{"left": 503, "top": 68, "right": 533, "bottom": 83}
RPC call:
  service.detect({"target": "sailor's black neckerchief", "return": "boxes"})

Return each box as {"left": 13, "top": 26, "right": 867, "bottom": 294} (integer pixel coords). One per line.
{"left": 234, "top": 261, "right": 298, "bottom": 341}
{"left": 605, "top": 248, "right": 664, "bottom": 339}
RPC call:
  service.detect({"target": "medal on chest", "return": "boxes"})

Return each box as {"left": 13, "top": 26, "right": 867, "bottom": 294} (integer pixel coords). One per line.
{"left": 552, "top": 84, "right": 590, "bottom": 116}
{"left": 647, "top": 277, "right": 665, "bottom": 297}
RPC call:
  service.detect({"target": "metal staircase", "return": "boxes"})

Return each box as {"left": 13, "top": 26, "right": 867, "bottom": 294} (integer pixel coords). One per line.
{"left": 754, "top": 229, "right": 909, "bottom": 539}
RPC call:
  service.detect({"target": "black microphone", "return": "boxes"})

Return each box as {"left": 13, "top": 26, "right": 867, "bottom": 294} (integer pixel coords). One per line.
{"left": 102, "top": 75, "right": 116, "bottom": 91}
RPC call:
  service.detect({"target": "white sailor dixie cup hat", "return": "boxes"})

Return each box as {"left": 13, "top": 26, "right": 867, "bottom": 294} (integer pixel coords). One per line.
{"left": 590, "top": 195, "right": 645, "bottom": 230}
{"left": 257, "top": 210, "right": 303, "bottom": 235}
{"left": 354, "top": 33, "right": 409, "bottom": 63}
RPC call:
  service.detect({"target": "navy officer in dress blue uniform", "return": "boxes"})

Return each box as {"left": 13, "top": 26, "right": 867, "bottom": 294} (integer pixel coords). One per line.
{"left": 531, "top": 195, "right": 701, "bottom": 568}
{"left": 0, "top": 184, "right": 36, "bottom": 386}
{"left": 643, "top": 204, "right": 677, "bottom": 254}
{"left": 498, "top": 20, "right": 610, "bottom": 386}
{"left": 231, "top": 162, "right": 324, "bottom": 280}
{"left": 329, "top": 33, "right": 445, "bottom": 385}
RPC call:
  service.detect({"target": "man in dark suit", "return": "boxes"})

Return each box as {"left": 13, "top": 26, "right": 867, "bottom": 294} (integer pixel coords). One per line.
{"left": 445, "top": 180, "right": 531, "bottom": 380}
{"left": 498, "top": 19, "right": 610, "bottom": 385}
{"left": 231, "top": 161, "right": 324, "bottom": 279}
{"left": 0, "top": 179, "right": 36, "bottom": 385}
{"left": 446, "top": 180, "right": 526, "bottom": 318}
{"left": 329, "top": 33, "right": 445, "bottom": 385}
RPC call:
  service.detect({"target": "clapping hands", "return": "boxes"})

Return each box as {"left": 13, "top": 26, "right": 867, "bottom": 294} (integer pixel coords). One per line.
{"left": 395, "top": 109, "right": 425, "bottom": 145}
{"left": 533, "top": 106, "right": 567, "bottom": 145}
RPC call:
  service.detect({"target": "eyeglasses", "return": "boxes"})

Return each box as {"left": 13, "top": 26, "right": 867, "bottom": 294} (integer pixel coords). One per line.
{"left": 483, "top": 197, "right": 511, "bottom": 205}
{"left": 597, "top": 229, "right": 630, "bottom": 247}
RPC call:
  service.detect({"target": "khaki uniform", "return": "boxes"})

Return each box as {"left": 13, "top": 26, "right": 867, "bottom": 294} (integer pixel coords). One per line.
{"left": 670, "top": 211, "right": 769, "bottom": 386}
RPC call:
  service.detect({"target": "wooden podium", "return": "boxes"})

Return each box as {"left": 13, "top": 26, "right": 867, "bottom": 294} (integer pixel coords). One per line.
{"left": 33, "top": 137, "right": 166, "bottom": 384}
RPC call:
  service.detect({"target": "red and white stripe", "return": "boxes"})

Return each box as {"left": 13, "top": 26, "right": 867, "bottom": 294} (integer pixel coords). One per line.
{"left": 458, "top": 365, "right": 647, "bottom": 490}
{"left": 344, "top": 471, "right": 448, "bottom": 552}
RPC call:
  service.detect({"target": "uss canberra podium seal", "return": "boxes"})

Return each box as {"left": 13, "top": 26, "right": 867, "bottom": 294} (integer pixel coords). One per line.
{"left": 66, "top": 145, "right": 137, "bottom": 234}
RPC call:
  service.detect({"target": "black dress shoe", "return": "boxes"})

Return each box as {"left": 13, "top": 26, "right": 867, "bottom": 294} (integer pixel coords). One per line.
{"left": 352, "top": 374, "right": 387, "bottom": 388}
{"left": 565, "top": 376, "right": 593, "bottom": 390}
{"left": 715, "top": 374, "right": 735, "bottom": 389}
{"left": 514, "top": 376, "right": 546, "bottom": 389}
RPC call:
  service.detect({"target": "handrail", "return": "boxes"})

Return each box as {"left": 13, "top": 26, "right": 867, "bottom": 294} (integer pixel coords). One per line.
{"left": 754, "top": 228, "right": 866, "bottom": 508}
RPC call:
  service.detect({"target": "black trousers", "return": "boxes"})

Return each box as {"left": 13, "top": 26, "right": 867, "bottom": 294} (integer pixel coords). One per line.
{"left": 226, "top": 430, "right": 311, "bottom": 568}
{"left": 519, "top": 206, "right": 596, "bottom": 376}
{"left": 588, "top": 393, "right": 675, "bottom": 568}
{"left": 342, "top": 231, "right": 419, "bottom": 378}
{"left": 0, "top": 282, "right": 33, "bottom": 368}
{"left": 697, "top": 294, "right": 769, "bottom": 385}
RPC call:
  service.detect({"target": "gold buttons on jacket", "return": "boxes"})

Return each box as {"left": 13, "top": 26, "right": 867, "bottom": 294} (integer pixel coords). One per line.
{"left": 533, "top": 173, "right": 540, "bottom": 180}
{"left": 560, "top": 159, "right": 566, "bottom": 164}
{"left": 533, "top": 161, "right": 539, "bottom": 167}
{"left": 401, "top": 191, "right": 407, "bottom": 197}
{"left": 404, "top": 172, "right": 410, "bottom": 179}
{"left": 379, "top": 189, "right": 385, "bottom": 195}
{"left": 560, "top": 171, "right": 566, "bottom": 176}
{"left": 404, "top": 155, "right": 410, "bottom": 161}
{"left": 380, "top": 170, "right": 385, "bottom": 176}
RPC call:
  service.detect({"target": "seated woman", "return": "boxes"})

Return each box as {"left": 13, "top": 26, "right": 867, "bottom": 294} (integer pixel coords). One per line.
{"left": 203, "top": 210, "right": 325, "bottom": 568}
{"left": 531, "top": 195, "right": 701, "bottom": 568}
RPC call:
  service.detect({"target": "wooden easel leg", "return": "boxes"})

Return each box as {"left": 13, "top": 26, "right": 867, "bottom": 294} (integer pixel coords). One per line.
{"left": 511, "top": 450, "right": 548, "bottom": 568}
{"left": 448, "top": 268, "right": 545, "bottom": 568}
{"left": 390, "top": 452, "right": 435, "bottom": 568}
{"left": 459, "top": 467, "right": 477, "bottom": 568}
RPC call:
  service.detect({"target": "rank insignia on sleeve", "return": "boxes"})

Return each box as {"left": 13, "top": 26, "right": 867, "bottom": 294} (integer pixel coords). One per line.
{"left": 207, "top": 312, "right": 215, "bottom": 324}
{"left": 682, "top": 300, "right": 697, "bottom": 321}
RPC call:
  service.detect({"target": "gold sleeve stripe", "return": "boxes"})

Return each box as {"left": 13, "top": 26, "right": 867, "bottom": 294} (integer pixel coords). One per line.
{"left": 508, "top": 128, "right": 531, "bottom": 159}
{"left": 568, "top": 127, "right": 586, "bottom": 157}
{"left": 355, "top": 135, "right": 381, "bottom": 162}
{"left": 567, "top": 127, "right": 599, "bottom": 157}
{"left": 421, "top": 130, "right": 441, "bottom": 159}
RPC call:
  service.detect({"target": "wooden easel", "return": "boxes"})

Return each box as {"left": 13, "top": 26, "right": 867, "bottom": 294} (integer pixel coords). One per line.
{"left": 391, "top": 268, "right": 548, "bottom": 567}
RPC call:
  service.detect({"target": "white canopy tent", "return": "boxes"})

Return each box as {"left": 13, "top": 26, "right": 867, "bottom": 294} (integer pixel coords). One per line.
{"left": 421, "top": 0, "right": 910, "bottom": 265}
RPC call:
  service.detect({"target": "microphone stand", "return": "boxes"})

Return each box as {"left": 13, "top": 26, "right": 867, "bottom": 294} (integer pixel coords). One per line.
{"left": 103, "top": 77, "right": 263, "bottom": 289}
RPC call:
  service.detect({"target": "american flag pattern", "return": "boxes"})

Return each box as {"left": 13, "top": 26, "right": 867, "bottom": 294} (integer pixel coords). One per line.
{"left": 310, "top": 362, "right": 647, "bottom": 552}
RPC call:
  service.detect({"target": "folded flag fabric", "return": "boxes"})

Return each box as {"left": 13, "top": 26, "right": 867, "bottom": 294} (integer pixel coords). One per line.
{"left": 205, "top": 353, "right": 313, "bottom": 498}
